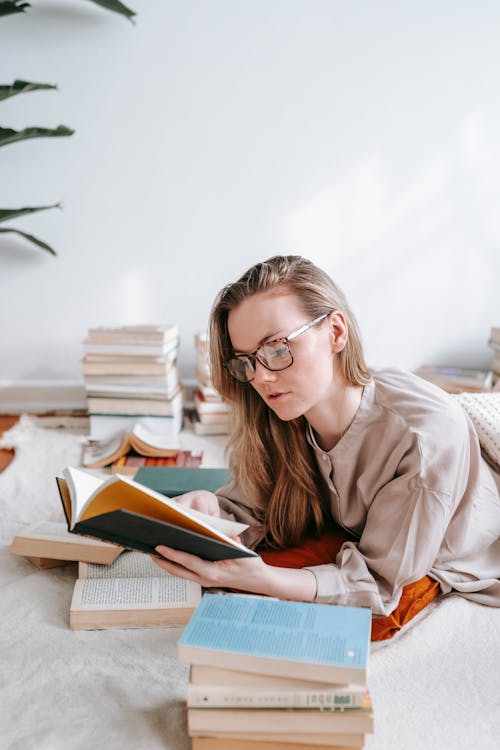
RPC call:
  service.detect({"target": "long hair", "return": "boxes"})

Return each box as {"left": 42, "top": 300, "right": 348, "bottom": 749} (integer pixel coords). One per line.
{"left": 209, "top": 255, "right": 371, "bottom": 548}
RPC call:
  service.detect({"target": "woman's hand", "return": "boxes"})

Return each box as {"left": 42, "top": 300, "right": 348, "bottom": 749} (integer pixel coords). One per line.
{"left": 151, "top": 546, "right": 318, "bottom": 602}
{"left": 174, "top": 490, "right": 221, "bottom": 517}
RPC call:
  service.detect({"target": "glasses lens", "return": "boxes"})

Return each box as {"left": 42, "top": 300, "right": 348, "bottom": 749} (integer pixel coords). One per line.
{"left": 226, "top": 357, "right": 255, "bottom": 382}
{"left": 259, "top": 341, "right": 292, "bottom": 371}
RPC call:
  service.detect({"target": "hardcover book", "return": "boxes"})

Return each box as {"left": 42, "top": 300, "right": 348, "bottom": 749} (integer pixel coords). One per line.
{"left": 57, "top": 466, "right": 254, "bottom": 562}
{"left": 134, "top": 466, "right": 231, "bottom": 497}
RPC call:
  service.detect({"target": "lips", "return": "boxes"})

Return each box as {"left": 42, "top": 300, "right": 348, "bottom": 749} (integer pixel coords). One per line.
{"left": 267, "top": 391, "right": 289, "bottom": 400}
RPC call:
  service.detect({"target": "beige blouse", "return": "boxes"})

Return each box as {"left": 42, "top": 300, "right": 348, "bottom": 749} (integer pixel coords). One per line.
{"left": 216, "top": 368, "right": 500, "bottom": 616}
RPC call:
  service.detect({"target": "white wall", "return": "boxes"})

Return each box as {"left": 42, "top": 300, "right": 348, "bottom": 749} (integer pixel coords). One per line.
{"left": 1, "top": 1, "right": 499, "bottom": 402}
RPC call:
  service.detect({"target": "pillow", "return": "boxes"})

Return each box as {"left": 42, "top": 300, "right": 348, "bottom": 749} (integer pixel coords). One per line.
{"left": 453, "top": 392, "right": 500, "bottom": 473}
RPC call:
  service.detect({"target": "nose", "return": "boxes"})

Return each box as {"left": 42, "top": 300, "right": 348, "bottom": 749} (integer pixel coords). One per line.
{"left": 252, "top": 360, "right": 278, "bottom": 386}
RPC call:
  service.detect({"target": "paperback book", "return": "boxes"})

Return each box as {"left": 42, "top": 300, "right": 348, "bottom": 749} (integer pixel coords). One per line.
{"left": 9, "top": 520, "right": 123, "bottom": 567}
{"left": 82, "top": 420, "right": 202, "bottom": 469}
{"left": 190, "top": 735, "right": 365, "bottom": 749}
{"left": 178, "top": 593, "right": 371, "bottom": 686}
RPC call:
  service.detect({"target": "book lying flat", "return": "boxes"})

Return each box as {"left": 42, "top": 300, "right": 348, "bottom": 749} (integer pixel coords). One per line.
{"left": 415, "top": 365, "right": 493, "bottom": 393}
{"left": 86, "top": 390, "right": 183, "bottom": 417}
{"left": 191, "top": 737, "right": 364, "bottom": 750}
{"left": 178, "top": 593, "right": 371, "bottom": 686}
{"left": 82, "top": 421, "right": 203, "bottom": 468}
{"left": 82, "top": 352, "right": 177, "bottom": 377}
{"left": 187, "top": 673, "right": 370, "bottom": 709}
{"left": 187, "top": 707, "right": 374, "bottom": 735}
{"left": 89, "top": 413, "right": 182, "bottom": 441}
{"left": 70, "top": 550, "right": 201, "bottom": 630}
{"left": 190, "top": 664, "right": 354, "bottom": 687}
{"left": 9, "top": 520, "right": 123, "bottom": 566}
{"left": 134, "top": 467, "right": 231, "bottom": 497}
{"left": 83, "top": 324, "right": 179, "bottom": 345}
{"left": 57, "top": 466, "right": 255, "bottom": 562}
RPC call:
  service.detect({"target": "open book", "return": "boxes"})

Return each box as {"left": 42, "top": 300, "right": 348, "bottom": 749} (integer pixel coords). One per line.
{"left": 9, "top": 520, "right": 123, "bottom": 567}
{"left": 57, "top": 466, "right": 256, "bottom": 562}
{"left": 70, "top": 550, "right": 201, "bottom": 629}
{"left": 82, "top": 421, "right": 201, "bottom": 469}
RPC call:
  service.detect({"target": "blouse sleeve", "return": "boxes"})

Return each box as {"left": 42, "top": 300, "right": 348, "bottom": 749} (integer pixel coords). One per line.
{"left": 304, "top": 442, "right": 462, "bottom": 616}
{"left": 216, "top": 480, "right": 265, "bottom": 550}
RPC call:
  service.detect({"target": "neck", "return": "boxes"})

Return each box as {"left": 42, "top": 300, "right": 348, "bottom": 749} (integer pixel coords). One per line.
{"left": 306, "top": 382, "right": 363, "bottom": 452}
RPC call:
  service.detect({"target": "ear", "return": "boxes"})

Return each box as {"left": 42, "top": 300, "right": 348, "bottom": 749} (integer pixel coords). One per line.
{"left": 328, "top": 311, "right": 348, "bottom": 353}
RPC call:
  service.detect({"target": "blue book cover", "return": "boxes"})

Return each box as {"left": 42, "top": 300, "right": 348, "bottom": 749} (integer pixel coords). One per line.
{"left": 178, "top": 593, "right": 371, "bottom": 683}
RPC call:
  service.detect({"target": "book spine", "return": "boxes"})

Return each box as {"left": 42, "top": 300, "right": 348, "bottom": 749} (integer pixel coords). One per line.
{"left": 187, "top": 685, "right": 368, "bottom": 709}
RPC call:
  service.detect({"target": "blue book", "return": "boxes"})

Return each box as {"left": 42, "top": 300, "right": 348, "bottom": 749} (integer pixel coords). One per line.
{"left": 178, "top": 593, "right": 371, "bottom": 685}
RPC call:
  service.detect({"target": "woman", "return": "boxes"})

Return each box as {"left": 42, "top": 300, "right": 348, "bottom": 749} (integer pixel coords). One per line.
{"left": 154, "top": 255, "right": 500, "bottom": 639}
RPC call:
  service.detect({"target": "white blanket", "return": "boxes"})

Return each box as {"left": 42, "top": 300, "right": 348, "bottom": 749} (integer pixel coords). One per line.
{"left": 1, "top": 416, "right": 499, "bottom": 750}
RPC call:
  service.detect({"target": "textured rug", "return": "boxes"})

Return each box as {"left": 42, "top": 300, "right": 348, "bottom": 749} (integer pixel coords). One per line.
{"left": 1, "top": 416, "right": 499, "bottom": 750}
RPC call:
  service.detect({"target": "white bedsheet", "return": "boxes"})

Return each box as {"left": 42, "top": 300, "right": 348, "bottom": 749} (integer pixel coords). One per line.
{"left": 1, "top": 416, "right": 499, "bottom": 750}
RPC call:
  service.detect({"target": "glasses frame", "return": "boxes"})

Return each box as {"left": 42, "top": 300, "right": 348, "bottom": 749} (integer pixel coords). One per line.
{"left": 224, "top": 311, "right": 331, "bottom": 383}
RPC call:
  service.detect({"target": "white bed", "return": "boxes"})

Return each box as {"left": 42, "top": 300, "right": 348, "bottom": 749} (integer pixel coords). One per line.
{"left": 1, "top": 416, "right": 499, "bottom": 750}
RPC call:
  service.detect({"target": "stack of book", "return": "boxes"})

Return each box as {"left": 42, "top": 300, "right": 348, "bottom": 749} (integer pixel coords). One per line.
{"left": 178, "top": 593, "right": 374, "bottom": 750}
{"left": 489, "top": 327, "right": 500, "bottom": 387}
{"left": 191, "top": 331, "right": 230, "bottom": 435}
{"left": 415, "top": 365, "right": 493, "bottom": 393}
{"left": 82, "top": 324, "right": 183, "bottom": 441}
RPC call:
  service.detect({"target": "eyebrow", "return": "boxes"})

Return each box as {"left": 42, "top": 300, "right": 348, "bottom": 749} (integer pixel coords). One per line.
{"left": 233, "top": 329, "right": 283, "bottom": 355}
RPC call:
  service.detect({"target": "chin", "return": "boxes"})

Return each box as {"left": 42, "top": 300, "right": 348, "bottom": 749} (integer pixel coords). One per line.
{"left": 268, "top": 403, "right": 305, "bottom": 422}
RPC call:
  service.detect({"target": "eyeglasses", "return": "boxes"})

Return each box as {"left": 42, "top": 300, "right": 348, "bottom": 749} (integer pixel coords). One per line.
{"left": 224, "top": 312, "right": 330, "bottom": 383}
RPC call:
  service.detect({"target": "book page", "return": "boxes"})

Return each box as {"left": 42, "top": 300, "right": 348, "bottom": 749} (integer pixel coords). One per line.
{"left": 80, "top": 550, "right": 164, "bottom": 579}
{"left": 73, "top": 572, "right": 201, "bottom": 610}
{"left": 65, "top": 466, "right": 249, "bottom": 544}
{"left": 64, "top": 466, "right": 105, "bottom": 523}
{"left": 131, "top": 423, "right": 181, "bottom": 450}
{"left": 82, "top": 433, "right": 130, "bottom": 466}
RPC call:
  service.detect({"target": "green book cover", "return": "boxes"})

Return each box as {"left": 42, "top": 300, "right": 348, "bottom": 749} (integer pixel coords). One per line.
{"left": 134, "top": 467, "right": 231, "bottom": 497}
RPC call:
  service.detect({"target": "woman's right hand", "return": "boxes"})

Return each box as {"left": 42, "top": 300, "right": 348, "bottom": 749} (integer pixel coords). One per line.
{"left": 174, "top": 490, "right": 221, "bottom": 517}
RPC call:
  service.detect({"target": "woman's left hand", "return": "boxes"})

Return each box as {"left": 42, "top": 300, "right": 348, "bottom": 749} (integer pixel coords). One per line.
{"left": 151, "top": 544, "right": 318, "bottom": 602}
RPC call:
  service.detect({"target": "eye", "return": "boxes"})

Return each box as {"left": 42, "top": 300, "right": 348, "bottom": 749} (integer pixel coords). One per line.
{"left": 269, "top": 342, "right": 288, "bottom": 359}
{"left": 261, "top": 341, "right": 288, "bottom": 362}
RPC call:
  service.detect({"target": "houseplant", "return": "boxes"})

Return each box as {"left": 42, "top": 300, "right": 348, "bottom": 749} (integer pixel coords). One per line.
{"left": 0, "top": 0, "right": 136, "bottom": 255}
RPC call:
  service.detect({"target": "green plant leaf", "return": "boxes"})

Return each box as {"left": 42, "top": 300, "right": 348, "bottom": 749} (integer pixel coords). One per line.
{"left": 0, "top": 124, "right": 74, "bottom": 147}
{"left": 87, "top": 0, "right": 136, "bottom": 22}
{"left": 0, "top": 203, "right": 61, "bottom": 224}
{"left": 0, "top": 0, "right": 30, "bottom": 17}
{"left": 0, "top": 227, "right": 57, "bottom": 255}
{"left": 0, "top": 80, "right": 57, "bottom": 102}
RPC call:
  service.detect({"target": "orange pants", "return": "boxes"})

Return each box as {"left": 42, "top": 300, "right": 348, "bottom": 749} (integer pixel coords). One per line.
{"left": 258, "top": 527, "right": 440, "bottom": 641}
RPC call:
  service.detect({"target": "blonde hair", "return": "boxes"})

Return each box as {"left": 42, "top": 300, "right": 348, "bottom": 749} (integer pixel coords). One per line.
{"left": 209, "top": 255, "right": 371, "bottom": 549}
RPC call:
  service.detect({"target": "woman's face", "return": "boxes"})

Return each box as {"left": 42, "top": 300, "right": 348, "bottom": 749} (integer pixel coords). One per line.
{"left": 227, "top": 290, "right": 345, "bottom": 422}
